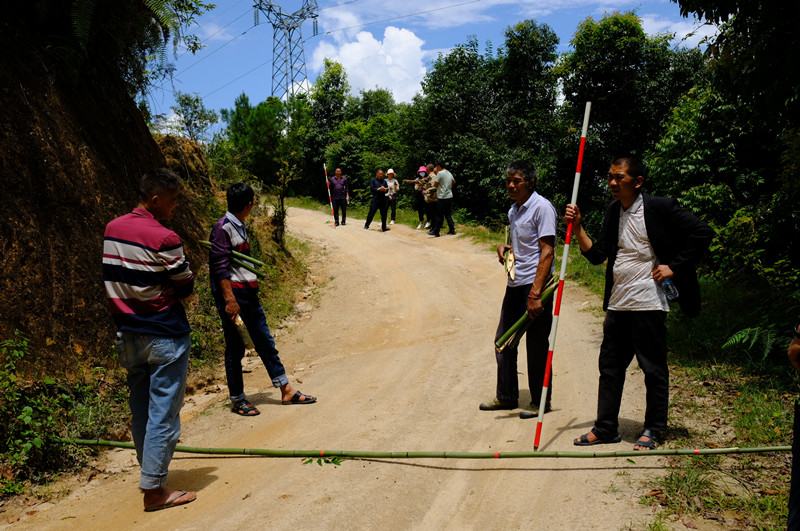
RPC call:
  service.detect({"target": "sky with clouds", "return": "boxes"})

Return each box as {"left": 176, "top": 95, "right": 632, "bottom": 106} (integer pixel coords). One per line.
{"left": 149, "top": 0, "right": 715, "bottom": 132}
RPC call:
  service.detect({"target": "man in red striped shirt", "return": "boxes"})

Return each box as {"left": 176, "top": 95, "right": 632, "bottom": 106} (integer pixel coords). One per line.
{"left": 103, "top": 168, "right": 196, "bottom": 512}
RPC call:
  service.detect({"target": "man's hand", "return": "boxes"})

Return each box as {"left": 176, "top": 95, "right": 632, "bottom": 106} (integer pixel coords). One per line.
{"left": 497, "top": 244, "right": 511, "bottom": 264}
{"left": 652, "top": 265, "right": 675, "bottom": 283}
{"left": 527, "top": 294, "right": 544, "bottom": 318}
{"left": 564, "top": 204, "right": 582, "bottom": 230}
{"left": 225, "top": 299, "right": 240, "bottom": 322}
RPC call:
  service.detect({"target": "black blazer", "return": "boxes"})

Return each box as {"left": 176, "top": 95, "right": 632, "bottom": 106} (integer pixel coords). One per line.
{"left": 582, "top": 193, "right": 714, "bottom": 317}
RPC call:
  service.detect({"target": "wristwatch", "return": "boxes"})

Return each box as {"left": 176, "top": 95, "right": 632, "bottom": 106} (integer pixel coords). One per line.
{"left": 794, "top": 323, "right": 800, "bottom": 339}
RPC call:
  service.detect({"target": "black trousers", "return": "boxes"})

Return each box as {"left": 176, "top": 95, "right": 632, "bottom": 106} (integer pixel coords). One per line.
{"left": 789, "top": 401, "right": 800, "bottom": 529}
{"left": 431, "top": 197, "right": 454, "bottom": 235}
{"left": 332, "top": 198, "right": 347, "bottom": 224}
{"left": 493, "top": 284, "right": 554, "bottom": 405}
{"left": 594, "top": 310, "right": 668, "bottom": 438}
{"left": 365, "top": 198, "right": 388, "bottom": 229}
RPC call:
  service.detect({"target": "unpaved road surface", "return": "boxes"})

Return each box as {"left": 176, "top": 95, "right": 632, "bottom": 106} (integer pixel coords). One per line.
{"left": 11, "top": 207, "right": 666, "bottom": 530}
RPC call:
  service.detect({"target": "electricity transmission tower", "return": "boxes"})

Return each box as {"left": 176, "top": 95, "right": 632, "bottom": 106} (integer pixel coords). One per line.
{"left": 254, "top": 1, "right": 319, "bottom": 101}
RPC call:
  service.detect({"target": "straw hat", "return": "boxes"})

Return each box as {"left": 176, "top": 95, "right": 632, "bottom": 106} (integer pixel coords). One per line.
{"left": 387, "top": 168, "right": 395, "bottom": 175}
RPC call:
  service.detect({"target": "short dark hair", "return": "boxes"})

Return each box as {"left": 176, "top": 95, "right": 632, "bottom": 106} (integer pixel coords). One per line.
{"left": 139, "top": 168, "right": 183, "bottom": 201}
{"left": 226, "top": 183, "right": 255, "bottom": 213}
{"left": 506, "top": 160, "right": 537, "bottom": 187}
{"left": 435, "top": 161, "right": 446, "bottom": 169}
{"left": 611, "top": 156, "right": 647, "bottom": 180}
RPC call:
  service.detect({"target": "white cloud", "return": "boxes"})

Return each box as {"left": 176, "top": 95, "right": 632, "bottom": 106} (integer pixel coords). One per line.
{"left": 640, "top": 13, "right": 718, "bottom": 48}
{"left": 311, "top": 26, "right": 427, "bottom": 103}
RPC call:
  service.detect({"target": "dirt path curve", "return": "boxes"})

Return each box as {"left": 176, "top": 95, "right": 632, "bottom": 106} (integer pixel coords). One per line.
{"left": 13, "top": 207, "right": 664, "bottom": 530}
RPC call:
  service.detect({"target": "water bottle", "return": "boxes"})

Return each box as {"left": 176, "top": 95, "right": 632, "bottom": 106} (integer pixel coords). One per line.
{"left": 661, "top": 279, "right": 679, "bottom": 301}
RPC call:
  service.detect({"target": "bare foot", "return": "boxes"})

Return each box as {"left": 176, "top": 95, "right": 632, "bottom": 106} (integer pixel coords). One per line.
{"left": 143, "top": 488, "right": 196, "bottom": 512}
{"left": 634, "top": 436, "right": 656, "bottom": 451}
{"left": 280, "top": 384, "right": 316, "bottom": 403}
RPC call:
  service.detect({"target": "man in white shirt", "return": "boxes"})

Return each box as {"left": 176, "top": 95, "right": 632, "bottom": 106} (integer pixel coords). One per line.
{"left": 565, "top": 156, "right": 712, "bottom": 450}
{"left": 428, "top": 162, "right": 456, "bottom": 237}
{"left": 479, "top": 160, "right": 556, "bottom": 418}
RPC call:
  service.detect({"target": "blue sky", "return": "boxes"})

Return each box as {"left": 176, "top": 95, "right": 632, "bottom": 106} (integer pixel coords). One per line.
{"left": 148, "top": 0, "right": 714, "bottom": 133}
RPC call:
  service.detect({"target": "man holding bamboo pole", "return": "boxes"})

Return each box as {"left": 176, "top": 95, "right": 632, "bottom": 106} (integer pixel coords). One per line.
{"left": 103, "top": 168, "right": 197, "bottom": 511}
{"left": 566, "top": 156, "right": 712, "bottom": 450}
{"left": 209, "top": 183, "right": 316, "bottom": 416}
{"left": 479, "top": 160, "right": 557, "bottom": 418}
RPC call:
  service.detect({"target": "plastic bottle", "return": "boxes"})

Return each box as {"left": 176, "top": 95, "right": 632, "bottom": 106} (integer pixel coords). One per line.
{"left": 661, "top": 279, "right": 679, "bottom": 301}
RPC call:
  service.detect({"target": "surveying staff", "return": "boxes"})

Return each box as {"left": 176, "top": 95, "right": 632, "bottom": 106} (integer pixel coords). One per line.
{"left": 103, "top": 168, "right": 197, "bottom": 512}
{"left": 566, "top": 156, "right": 713, "bottom": 450}
{"left": 364, "top": 169, "right": 390, "bottom": 232}
{"left": 330, "top": 167, "right": 349, "bottom": 227}
{"left": 209, "top": 183, "right": 316, "bottom": 416}
{"left": 479, "top": 160, "right": 556, "bottom": 418}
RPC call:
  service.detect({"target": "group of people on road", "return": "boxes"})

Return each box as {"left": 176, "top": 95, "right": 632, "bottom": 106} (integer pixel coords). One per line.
{"left": 103, "top": 151, "right": 715, "bottom": 513}
{"left": 331, "top": 162, "right": 457, "bottom": 235}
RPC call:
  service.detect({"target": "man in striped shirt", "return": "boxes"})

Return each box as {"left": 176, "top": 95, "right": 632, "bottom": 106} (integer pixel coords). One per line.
{"left": 209, "top": 183, "right": 316, "bottom": 416}
{"left": 103, "top": 168, "right": 196, "bottom": 511}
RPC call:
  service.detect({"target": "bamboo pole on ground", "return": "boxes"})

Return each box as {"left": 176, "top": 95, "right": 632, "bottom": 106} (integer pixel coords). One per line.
{"left": 56, "top": 438, "right": 791, "bottom": 459}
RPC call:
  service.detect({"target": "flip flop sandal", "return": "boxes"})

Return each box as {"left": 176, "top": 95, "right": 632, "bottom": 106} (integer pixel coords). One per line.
{"left": 573, "top": 431, "right": 622, "bottom": 446}
{"left": 144, "top": 490, "right": 196, "bottom": 512}
{"left": 282, "top": 390, "right": 317, "bottom": 405}
{"left": 232, "top": 400, "right": 260, "bottom": 416}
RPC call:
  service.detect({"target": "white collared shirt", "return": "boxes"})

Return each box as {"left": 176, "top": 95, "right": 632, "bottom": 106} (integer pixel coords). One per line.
{"left": 608, "top": 194, "right": 669, "bottom": 311}
{"left": 507, "top": 191, "right": 557, "bottom": 287}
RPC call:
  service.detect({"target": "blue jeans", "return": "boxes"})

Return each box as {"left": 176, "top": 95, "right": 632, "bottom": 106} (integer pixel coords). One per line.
{"left": 117, "top": 331, "right": 190, "bottom": 490}
{"left": 214, "top": 292, "right": 289, "bottom": 404}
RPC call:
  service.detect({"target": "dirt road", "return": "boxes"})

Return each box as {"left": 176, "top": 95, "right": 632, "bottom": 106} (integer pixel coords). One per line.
{"left": 12, "top": 207, "right": 665, "bottom": 530}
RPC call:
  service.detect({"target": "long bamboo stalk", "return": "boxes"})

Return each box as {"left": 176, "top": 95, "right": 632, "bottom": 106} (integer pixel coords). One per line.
{"left": 55, "top": 438, "right": 791, "bottom": 459}
{"left": 199, "top": 240, "right": 265, "bottom": 267}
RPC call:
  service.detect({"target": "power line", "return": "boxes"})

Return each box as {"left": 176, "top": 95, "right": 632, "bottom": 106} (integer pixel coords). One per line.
{"left": 203, "top": 59, "right": 272, "bottom": 99}
{"left": 180, "top": 24, "right": 257, "bottom": 74}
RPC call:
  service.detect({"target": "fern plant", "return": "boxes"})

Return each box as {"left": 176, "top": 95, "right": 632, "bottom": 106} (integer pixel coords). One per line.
{"left": 722, "top": 326, "right": 780, "bottom": 362}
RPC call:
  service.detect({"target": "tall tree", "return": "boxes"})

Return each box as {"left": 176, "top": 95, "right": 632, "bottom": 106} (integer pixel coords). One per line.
{"left": 306, "top": 59, "right": 350, "bottom": 184}
{"left": 170, "top": 91, "right": 218, "bottom": 142}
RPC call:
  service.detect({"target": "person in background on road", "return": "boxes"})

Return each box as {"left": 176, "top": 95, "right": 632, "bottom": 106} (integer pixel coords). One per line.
{"left": 330, "top": 167, "right": 349, "bottom": 227}
{"left": 423, "top": 164, "right": 438, "bottom": 230}
{"left": 787, "top": 322, "right": 800, "bottom": 528}
{"left": 385, "top": 168, "right": 399, "bottom": 225}
{"left": 566, "top": 156, "right": 713, "bottom": 450}
{"left": 405, "top": 165, "right": 430, "bottom": 229}
{"left": 103, "top": 168, "right": 197, "bottom": 512}
{"left": 479, "top": 161, "right": 556, "bottom": 419}
{"left": 365, "top": 168, "right": 390, "bottom": 232}
{"left": 209, "top": 183, "right": 316, "bottom": 416}
{"left": 428, "top": 161, "right": 456, "bottom": 237}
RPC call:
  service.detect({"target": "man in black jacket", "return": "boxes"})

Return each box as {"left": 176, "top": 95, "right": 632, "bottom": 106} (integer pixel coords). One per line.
{"left": 565, "top": 156, "right": 713, "bottom": 450}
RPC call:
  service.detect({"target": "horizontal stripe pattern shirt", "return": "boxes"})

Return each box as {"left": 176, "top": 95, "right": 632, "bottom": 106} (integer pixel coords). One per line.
{"left": 103, "top": 207, "right": 194, "bottom": 336}
{"left": 209, "top": 212, "right": 260, "bottom": 296}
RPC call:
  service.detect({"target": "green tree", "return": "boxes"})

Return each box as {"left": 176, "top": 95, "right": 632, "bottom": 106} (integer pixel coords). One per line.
{"left": 170, "top": 91, "right": 218, "bottom": 142}
{"left": 306, "top": 59, "right": 350, "bottom": 185}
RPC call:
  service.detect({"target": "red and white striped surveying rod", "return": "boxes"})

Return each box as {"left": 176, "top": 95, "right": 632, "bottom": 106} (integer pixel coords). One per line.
{"left": 533, "top": 101, "right": 592, "bottom": 451}
{"left": 323, "top": 163, "right": 335, "bottom": 223}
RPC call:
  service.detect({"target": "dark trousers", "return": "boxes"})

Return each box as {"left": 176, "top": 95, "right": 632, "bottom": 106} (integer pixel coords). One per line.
{"left": 414, "top": 192, "right": 426, "bottom": 222}
{"left": 388, "top": 197, "right": 397, "bottom": 221}
{"left": 332, "top": 198, "right": 347, "bottom": 224}
{"left": 365, "top": 198, "right": 388, "bottom": 229}
{"left": 431, "top": 197, "right": 454, "bottom": 235}
{"left": 213, "top": 292, "right": 288, "bottom": 402}
{"left": 594, "top": 310, "right": 668, "bottom": 438}
{"left": 425, "top": 201, "right": 437, "bottom": 225}
{"left": 789, "top": 401, "right": 800, "bottom": 529}
{"left": 493, "top": 284, "right": 554, "bottom": 404}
